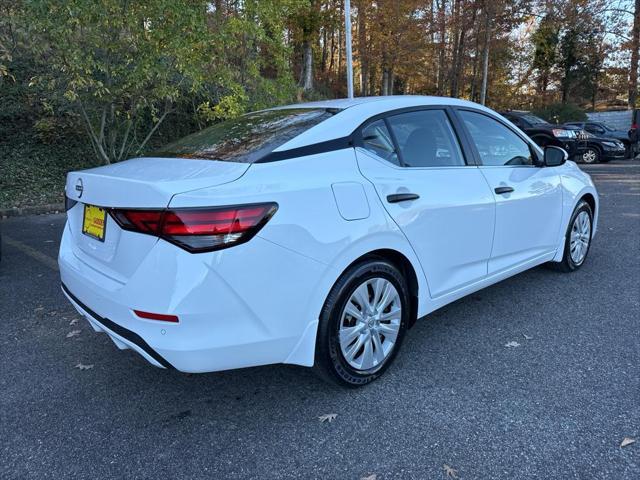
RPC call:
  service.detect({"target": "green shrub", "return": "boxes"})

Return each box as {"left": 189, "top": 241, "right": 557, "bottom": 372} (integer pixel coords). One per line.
{"left": 532, "top": 103, "right": 587, "bottom": 124}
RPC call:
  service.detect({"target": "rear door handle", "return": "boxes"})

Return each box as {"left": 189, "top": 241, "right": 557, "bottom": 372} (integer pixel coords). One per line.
{"left": 387, "top": 193, "right": 420, "bottom": 203}
{"left": 494, "top": 186, "right": 514, "bottom": 195}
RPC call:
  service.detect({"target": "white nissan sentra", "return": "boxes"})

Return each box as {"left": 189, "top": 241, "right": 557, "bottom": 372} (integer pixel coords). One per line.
{"left": 59, "top": 96, "right": 598, "bottom": 386}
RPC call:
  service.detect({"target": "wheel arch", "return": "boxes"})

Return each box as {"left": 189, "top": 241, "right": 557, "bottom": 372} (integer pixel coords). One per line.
{"left": 343, "top": 248, "right": 421, "bottom": 329}
{"left": 580, "top": 192, "right": 597, "bottom": 218}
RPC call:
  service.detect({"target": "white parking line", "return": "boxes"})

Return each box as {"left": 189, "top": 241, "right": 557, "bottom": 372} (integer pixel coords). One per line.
{"left": 3, "top": 235, "right": 59, "bottom": 271}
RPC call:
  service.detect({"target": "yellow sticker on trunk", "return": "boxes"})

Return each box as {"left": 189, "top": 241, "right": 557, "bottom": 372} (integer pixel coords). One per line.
{"left": 82, "top": 204, "right": 106, "bottom": 242}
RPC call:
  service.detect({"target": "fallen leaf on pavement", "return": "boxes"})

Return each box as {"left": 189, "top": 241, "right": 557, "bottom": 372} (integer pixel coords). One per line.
{"left": 620, "top": 437, "right": 636, "bottom": 448}
{"left": 522, "top": 334, "right": 533, "bottom": 340}
{"left": 34, "top": 307, "right": 44, "bottom": 312}
{"left": 69, "top": 319, "right": 78, "bottom": 326}
{"left": 75, "top": 363, "right": 94, "bottom": 370}
{"left": 66, "top": 330, "right": 81, "bottom": 338}
{"left": 318, "top": 413, "right": 337, "bottom": 423}
{"left": 361, "top": 474, "right": 377, "bottom": 480}
{"left": 443, "top": 464, "right": 458, "bottom": 478}
{"left": 505, "top": 341, "right": 521, "bottom": 348}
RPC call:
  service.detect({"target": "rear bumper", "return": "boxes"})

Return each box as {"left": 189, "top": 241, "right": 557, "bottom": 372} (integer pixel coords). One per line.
{"left": 58, "top": 220, "right": 330, "bottom": 373}
{"left": 61, "top": 283, "right": 173, "bottom": 369}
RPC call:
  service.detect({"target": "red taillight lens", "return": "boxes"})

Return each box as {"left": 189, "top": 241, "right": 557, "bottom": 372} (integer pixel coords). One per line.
{"left": 110, "top": 210, "right": 163, "bottom": 234}
{"left": 109, "top": 203, "right": 277, "bottom": 253}
{"left": 134, "top": 310, "right": 179, "bottom": 323}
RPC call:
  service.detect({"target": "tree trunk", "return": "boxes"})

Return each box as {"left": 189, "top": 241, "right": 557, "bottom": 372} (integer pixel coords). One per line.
{"left": 357, "top": 1, "right": 368, "bottom": 95}
{"left": 480, "top": 4, "right": 491, "bottom": 105}
{"left": 300, "top": 40, "right": 313, "bottom": 91}
{"left": 382, "top": 68, "right": 389, "bottom": 95}
{"left": 321, "top": 28, "right": 328, "bottom": 73}
{"left": 436, "top": 0, "right": 447, "bottom": 96}
{"left": 630, "top": 0, "right": 640, "bottom": 108}
{"left": 449, "top": 0, "right": 463, "bottom": 97}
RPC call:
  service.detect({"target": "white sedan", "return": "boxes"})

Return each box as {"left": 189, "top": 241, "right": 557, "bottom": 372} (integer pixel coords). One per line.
{"left": 59, "top": 96, "right": 598, "bottom": 386}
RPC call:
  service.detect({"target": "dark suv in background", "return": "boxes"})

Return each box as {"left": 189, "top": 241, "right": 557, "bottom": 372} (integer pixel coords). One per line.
{"left": 563, "top": 125, "right": 627, "bottom": 163}
{"left": 500, "top": 110, "right": 580, "bottom": 159}
{"left": 565, "top": 121, "right": 630, "bottom": 145}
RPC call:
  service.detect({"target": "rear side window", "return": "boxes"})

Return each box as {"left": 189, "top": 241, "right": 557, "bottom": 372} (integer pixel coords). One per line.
{"left": 386, "top": 110, "right": 465, "bottom": 167}
{"left": 152, "top": 109, "right": 335, "bottom": 163}
{"left": 361, "top": 120, "right": 401, "bottom": 166}
{"left": 460, "top": 110, "right": 533, "bottom": 166}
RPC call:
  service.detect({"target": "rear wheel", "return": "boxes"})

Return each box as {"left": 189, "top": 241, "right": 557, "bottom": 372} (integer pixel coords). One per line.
{"left": 552, "top": 201, "right": 593, "bottom": 272}
{"left": 314, "top": 259, "right": 409, "bottom": 387}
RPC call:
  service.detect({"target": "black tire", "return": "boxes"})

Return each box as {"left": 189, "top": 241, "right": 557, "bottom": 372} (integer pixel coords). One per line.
{"left": 551, "top": 200, "right": 593, "bottom": 272}
{"left": 581, "top": 147, "right": 600, "bottom": 164}
{"left": 314, "top": 258, "right": 410, "bottom": 387}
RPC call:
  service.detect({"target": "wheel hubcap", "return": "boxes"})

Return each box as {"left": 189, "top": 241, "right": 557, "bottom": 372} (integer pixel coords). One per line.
{"left": 570, "top": 211, "right": 591, "bottom": 264}
{"left": 339, "top": 278, "right": 401, "bottom": 371}
{"left": 583, "top": 150, "right": 597, "bottom": 163}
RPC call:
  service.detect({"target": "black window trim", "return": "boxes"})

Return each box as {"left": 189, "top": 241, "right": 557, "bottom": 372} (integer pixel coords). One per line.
{"left": 451, "top": 107, "right": 543, "bottom": 168}
{"left": 353, "top": 105, "right": 478, "bottom": 168}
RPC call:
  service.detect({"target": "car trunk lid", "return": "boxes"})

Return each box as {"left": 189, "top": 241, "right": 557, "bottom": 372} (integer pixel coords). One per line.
{"left": 64, "top": 157, "right": 250, "bottom": 283}
{"left": 65, "top": 157, "right": 249, "bottom": 208}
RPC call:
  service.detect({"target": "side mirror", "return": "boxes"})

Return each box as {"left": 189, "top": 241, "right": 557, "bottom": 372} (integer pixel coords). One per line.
{"left": 544, "top": 146, "right": 567, "bottom": 167}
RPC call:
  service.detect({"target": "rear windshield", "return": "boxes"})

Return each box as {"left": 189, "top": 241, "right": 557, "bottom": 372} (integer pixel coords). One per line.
{"left": 521, "top": 113, "right": 549, "bottom": 125}
{"left": 152, "top": 108, "right": 335, "bottom": 163}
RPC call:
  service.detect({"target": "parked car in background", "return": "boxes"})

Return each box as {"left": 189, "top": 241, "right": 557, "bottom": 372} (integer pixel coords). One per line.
{"left": 563, "top": 125, "right": 627, "bottom": 164}
{"left": 500, "top": 110, "right": 580, "bottom": 159}
{"left": 630, "top": 110, "right": 639, "bottom": 158}
{"left": 565, "top": 120, "right": 631, "bottom": 157}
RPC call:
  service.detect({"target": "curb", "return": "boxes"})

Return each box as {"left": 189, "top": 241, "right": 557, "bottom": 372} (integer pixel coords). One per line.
{"left": 0, "top": 203, "right": 65, "bottom": 219}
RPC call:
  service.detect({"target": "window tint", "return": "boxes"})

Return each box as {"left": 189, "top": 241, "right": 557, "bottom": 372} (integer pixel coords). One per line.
{"left": 386, "top": 110, "right": 465, "bottom": 167}
{"left": 460, "top": 111, "right": 533, "bottom": 166}
{"left": 508, "top": 116, "right": 524, "bottom": 128}
{"left": 152, "top": 108, "right": 334, "bottom": 163}
{"left": 361, "top": 119, "right": 400, "bottom": 165}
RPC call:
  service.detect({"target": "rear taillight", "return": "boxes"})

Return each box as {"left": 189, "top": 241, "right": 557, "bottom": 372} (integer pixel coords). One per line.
{"left": 109, "top": 203, "right": 277, "bottom": 253}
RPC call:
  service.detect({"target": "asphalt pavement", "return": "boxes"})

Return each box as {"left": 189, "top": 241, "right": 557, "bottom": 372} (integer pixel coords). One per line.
{"left": 1, "top": 161, "right": 638, "bottom": 479}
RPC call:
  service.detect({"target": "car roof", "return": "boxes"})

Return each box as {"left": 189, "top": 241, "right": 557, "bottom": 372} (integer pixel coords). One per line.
{"left": 270, "top": 95, "right": 498, "bottom": 150}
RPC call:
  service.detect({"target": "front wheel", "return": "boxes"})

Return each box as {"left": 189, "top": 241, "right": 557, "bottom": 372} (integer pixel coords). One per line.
{"left": 553, "top": 201, "right": 593, "bottom": 272}
{"left": 581, "top": 147, "right": 600, "bottom": 164}
{"left": 314, "top": 259, "right": 410, "bottom": 387}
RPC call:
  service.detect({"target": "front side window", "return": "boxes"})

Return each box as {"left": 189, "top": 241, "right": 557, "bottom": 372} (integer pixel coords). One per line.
{"left": 460, "top": 111, "right": 533, "bottom": 166}
{"left": 361, "top": 119, "right": 400, "bottom": 166}
{"left": 386, "top": 110, "right": 465, "bottom": 167}
{"left": 586, "top": 123, "right": 605, "bottom": 134}
{"left": 152, "top": 108, "right": 335, "bottom": 163}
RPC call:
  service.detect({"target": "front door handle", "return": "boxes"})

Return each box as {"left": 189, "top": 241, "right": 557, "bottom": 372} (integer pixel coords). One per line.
{"left": 494, "top": 186, "right": 514, "bottom": 195}
{"left": 387, "top": 193, "right": 420, "bottom": 203}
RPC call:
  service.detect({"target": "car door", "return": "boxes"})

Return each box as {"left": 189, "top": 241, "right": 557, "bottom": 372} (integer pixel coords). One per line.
{"left": 355, "top": 108, "right": 496, "bottom": 298}
{"left": 455, "top": 109, "right": 563, "bottom": 274}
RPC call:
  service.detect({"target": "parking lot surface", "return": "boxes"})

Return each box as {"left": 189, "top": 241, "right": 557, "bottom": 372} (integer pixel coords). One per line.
{"left": 1, "top": 162, "right": 638, "bottom": 479}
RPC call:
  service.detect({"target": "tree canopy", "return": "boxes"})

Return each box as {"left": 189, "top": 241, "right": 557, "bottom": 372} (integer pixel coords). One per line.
{"left": 1, "top": 0, "right": 637, "bottom": 165}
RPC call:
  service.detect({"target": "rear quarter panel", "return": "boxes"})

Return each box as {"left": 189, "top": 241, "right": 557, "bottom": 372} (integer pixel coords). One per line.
{"left": 169, "top": 150, "right": 430, "bottom": 366}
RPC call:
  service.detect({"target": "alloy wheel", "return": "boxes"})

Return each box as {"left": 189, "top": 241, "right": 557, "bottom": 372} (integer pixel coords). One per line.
{"left": 582, "top": 149, "right": 598, "bottom": 164}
